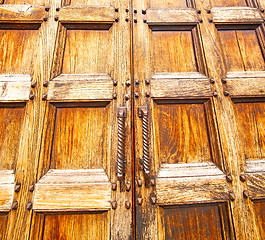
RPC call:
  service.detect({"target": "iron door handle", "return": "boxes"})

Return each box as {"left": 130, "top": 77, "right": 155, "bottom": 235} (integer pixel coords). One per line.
{"left": 116, "top": 107, "right": 126, "bottom": 181}
{"left": 139, "top": 106, "right": 150, "bottom": 178}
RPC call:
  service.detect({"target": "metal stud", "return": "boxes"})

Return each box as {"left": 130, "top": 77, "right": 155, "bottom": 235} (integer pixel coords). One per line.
{"left": 45, "top": 7, "right": 50, "bottom": 12}
{"left": 137, "top": 197, "right": 143, "bottom": 205}
{"left": 126, "top": 182, "right": 131, "bottom": 191}
{"left": 43, "top": 81, "right": 49, "bottom": 87}
{"left": 43, "top": 17, "right": 48, "bottom": 22}
{"left": 115, "top": 8, "right": 119, "bottom": 12}
{"left": 229, "top": 192, "right": 235, "bottom": 201}
{"left": 125, "top": 94, "right": 130, "bottom": 100}
{"left": 113, "top": 93, "right": 117, "bottom": 99}
{"left": 56, "top": 7, "right": 60, "bottom": 11}
{"left": 137, "top": 179, "right": 143, "bottom": 187}
{"left": 15, "top": 183, "right": 21, "bottom": 192}
{"left": 134, "top": 19, "right": 137, "bottom": 23}
{"left": 226, "top": 174, "right": 233, "bottom": 183}
{"left": 126, "top": 80, "right": 131, "bottom": 86}
{"left": 224, "top": 90, "right": 229, "bottom": 96}
{"left": 260, "top": 8, "right": 264, "bottom": 13}
{"left": 142, "top": 10, "right": 146, "bottom": 14}
{"left": 42, "top": 94, "right": 47, "bottom": 100}
{"left": 240, "top": 174, "right": 246, "bottom": 182}
{"left": 213, "top": 91, "right": 218, "bottom": 97}
{"left": 26, "top": 202, "right": 33, "bottom": 210}
{"left": 126, "top": 9, "right": 129, "bottom": 12}
{"left": 150, "top": 178, "right": 155, "bottom": 186}
{"left": 151, "top": 196, "right": 156, "bottom": 204}
{"left": 135, "top": 79, "right": 139, "bottom": 85}
{"left": 146, "top": 92, "right": 150, "bottom": 97}
{"left": 115, "top": 18, "right": 119, "bottom": 22}
{"left": 221, "top": 78, "right": 227, "bottom": 84}
{"left": 29, "top": 93, "right": 35, "bottom": 100}
{"left": 145, "top": 79, "right": 150, "bottom": 85}
{"left": 112, "top": 183, "right": 117, "bottom": 191}
{"left": 54, "top": 16, "right": 59, "bottom": 21}
{"left": 29, "top": 184, "right": 34, "bottom": 192}
{"left": 206, "top": 9, "right": 211, "bottom": 13}
{"left": 113, "top": 80, "right": 118, "bottom": 86}
{"left": 208, "top": 18, "right": 213, "bottom": 23}
{"left": 197, "top": 10, "right": 201, "bottom": 14}
{"left": 111, "top": 201, "right": 117, "bottom": 209}
{"left": 199, "top": 18, "right": 203, "bottom": 23}
{"left": 125, "top": 201, "right": 131, "bottom": 209}
{"left": 243, "top": 190, "right": 249, "bottom": 199}
{"left": 134, "top": 9, "right": 137, "bottom": 13}
{"left": 210, "top": 78, "right": 215, "bottom": 84}
{"left": 12, "top": 201, "right": 18, "bottom": 210}
{"left": 143, "top": 19, "right": 147, "bottom": 23}
{"left": 125, "top": 18, "right": 129, "bottom": 22}
{"left": 135, "top": 92, "right": 139, "bottom": 98}
{"left": 31, "top": 81, "right": 37, "bottom": 88}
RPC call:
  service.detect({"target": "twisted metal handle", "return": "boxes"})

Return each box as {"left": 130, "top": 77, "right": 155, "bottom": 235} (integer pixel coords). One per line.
{"left": 139, "top": 107, "right": 150, "bottom": 177}
{"left": 117, "top": 107, "right": 126, "bottom": 181}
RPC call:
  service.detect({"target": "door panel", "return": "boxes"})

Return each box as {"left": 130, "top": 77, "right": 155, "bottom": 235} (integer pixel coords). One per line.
{"left": 134, "top": 0, "right": 265, "bottom": 239}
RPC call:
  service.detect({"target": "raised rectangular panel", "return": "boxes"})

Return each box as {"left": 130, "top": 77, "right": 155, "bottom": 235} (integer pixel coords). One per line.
{"left": 62, "top": 29, "right": 110, "bottom": 74}
{"left": 233, "top": 102, "right": 265, "bottom": 160}
{"left": 150, "top": 0, "right": 189, "bottom": 8}
{"left": 253, "top": 200, "right": 265, "bottom": 237}
{"left": 211, "top": 0, "right": 248, "bottom": 7}
{"left": 3, "top": 0, "right": 45, "bottom": 4}
{"left": 218, "top": 29, "right": 265, "bottom": 72}
{"left": 34, "top": 212, "right": 110, "bottom": 240}
{"left": 153, "top": 101, "right": 214, "bottom": 165}
{"left": 0, "top": 105, "right": 25, "bottom": 169}
{"left": 0, "top": 29, "right": 39, "bottom": 74}
{"left": 152, "top": 30, "right": 198, "bottom": 73}
{"left": 50, "top": 103, "right": 109, "bottom": 169}
{"left": 0, "top": 170, "right": 15, "bottom": 211}
{"left": 158, "top": 203, "right": 232, "bottom": 239}
{"left": 65, "top": 0, "right": 111, "bottom": 6}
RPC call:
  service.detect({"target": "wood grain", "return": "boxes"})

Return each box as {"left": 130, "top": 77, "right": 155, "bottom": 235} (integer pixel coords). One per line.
{"left": 0, "top": 5, "right": 45, "bottom": 23}
{"left": 150, "top": 73, "right": 211, "bottom": 98}
{"left": 48, "top": 74, "right": 113, "bottom": 101}
{"left": 212, "top": 7, "right": 262, "bottom": 24}
{"left": 33, "top": 169, "right": 111, "bottom": 211}
{"left": 59, "top": 6, "right": 115, "bottom": 23}
{"left": 0, "top": 170, "right": 15, "bottom": 211}
{"left": 146, "top": 8, "right": 198, "bottom": 25}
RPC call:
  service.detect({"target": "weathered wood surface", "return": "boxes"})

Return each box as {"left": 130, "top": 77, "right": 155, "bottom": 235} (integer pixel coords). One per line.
{"left": 146, "top": 8, "right": 198, "bottom": 25}
{"left": 150, "top": 73, "right": 211, "bottom": 98}
{"left": 59, "top": 6, "right": 115, "bottom": 23}
{"left": 47, "top": 74, "right": 113, "bottom": 101}
{"left": 34, "top": 169, "right": 111, "bottom": 211}
{"left": 0, "top": 75, "right": 31, "bottom": 101}
{"left": 0, "top": 171, "right": 15, "bottom": 212}
{"left": 212, "top": 7, "right": 263, "bottom": 24}
{"left": 0, "top": 5, "right": 45, "bottom": 23}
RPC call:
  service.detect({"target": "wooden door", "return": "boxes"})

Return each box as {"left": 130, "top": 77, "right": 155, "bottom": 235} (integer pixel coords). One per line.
{"left": 133, "top": 0, "right": 265, "bottom": 239}
{"left": 0, "top": 0, "right": 132, "bottom": 239}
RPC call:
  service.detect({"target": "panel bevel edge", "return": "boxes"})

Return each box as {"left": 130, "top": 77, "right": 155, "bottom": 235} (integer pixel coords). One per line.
{"left": 0, "top": 170, "right": 15, "bottom": 212}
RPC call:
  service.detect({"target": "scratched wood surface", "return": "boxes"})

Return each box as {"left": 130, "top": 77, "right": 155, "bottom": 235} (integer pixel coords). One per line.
{"left": 133, "top": 0, "right": 265, "bottom": 239}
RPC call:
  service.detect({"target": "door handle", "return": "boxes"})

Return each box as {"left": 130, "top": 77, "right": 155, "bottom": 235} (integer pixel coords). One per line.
{"left": 139, "top": 106, "right": 150, "bottom": 179}
{"left": 116, "top": 107, "right": 126, "bottom": 181}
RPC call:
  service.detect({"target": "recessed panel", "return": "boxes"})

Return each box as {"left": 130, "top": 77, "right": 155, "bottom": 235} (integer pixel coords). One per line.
{"left": 66, "top": 0, "right": 110, "bottom": 6}
{"left": 219, "top": 30, "right": 265, "bottom": 72}
{"left": 62, "top": 30, "right": 110, "bottom": 74}
{"left": 160, "top": 203, "right": 231, "bottom": 239}
{"left": 42, "top": 212, "right": 109, "bottom": 240}
{"left": 211, "top": 0, "right": 247, "bottom": 7}
{"left": 0, "top": 30, "right": 39, "bottom": 74}
{"left": 0, "top": 213, "right": 8, "bottom": 240}
{"left": 3, "top": 0, "right": 44, "bottom": 4}
{"left": 51, "top": 105, "right": 109, "bottom": 169}
{"left": 253, "top": 200, "right": 265, "bottom": 237}
{"left": 234, "top": 102, "right": 265, "bottom": 160}
{"left": 0, "top": 106, "right": 25, "bottom": 170}
{"left": 150, "top": 0, "right": 188, "bottom": 8}
{"left": 152, "top": 31, "right": 198, "bottom": 73}
{"left": 154, "top": 102, "right": 213, "bottom": 164}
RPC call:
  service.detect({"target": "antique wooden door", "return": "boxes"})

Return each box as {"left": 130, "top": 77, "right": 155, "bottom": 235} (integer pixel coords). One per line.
{"left": 133, "top": 0, "right": 265, "bottom": 239}
{"left": 1, "top": 0, "right": 265, "bottom": 239}
{"left": 0, "top": 0, "right": 132, "bottom": 239}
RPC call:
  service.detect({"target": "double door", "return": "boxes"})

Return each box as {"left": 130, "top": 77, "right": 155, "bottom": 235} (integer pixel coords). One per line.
{"left": 0, "top": 0, "right": 265, "bottom": 239}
